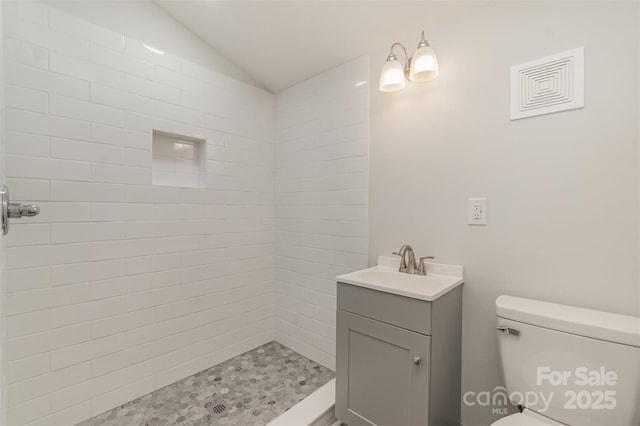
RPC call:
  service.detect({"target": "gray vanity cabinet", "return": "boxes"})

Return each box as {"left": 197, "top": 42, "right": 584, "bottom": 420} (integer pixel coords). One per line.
{"left": 335, "top": 282, "right": 462, "bottom": 426}
{"left": 336, "top": 310, "right": 431, "bottom": 426}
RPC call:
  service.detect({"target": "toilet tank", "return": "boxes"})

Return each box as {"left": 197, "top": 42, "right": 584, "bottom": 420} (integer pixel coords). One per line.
{"left": 496, "top": 295, "right": 640, "bottom": 426}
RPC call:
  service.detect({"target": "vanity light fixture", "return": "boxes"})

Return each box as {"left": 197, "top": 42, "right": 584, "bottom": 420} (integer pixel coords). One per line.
{"left": 379, "top": 31, "right": 439, "bottom": 92}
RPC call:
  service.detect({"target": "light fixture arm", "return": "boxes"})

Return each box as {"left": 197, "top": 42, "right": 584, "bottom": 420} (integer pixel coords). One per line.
{"left": 388, "top": 42, "right": 410, "bottom": 78}
{"left": 417, "top": 30, "right": 430, "bottom": 49}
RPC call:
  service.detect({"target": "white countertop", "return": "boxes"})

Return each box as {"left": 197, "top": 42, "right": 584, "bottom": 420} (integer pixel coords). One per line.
{"left": 336, "top": 256, "right": 464, "bottom": 301}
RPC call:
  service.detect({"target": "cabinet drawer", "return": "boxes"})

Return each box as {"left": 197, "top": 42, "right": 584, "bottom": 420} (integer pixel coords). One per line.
{"left": 337, "top": 282, "right": 431, "bottom": 335}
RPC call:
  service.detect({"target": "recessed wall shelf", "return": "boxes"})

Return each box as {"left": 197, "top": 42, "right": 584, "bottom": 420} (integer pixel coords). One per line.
{"left": 152, "top": 130, "right": 206, "bottom": 188}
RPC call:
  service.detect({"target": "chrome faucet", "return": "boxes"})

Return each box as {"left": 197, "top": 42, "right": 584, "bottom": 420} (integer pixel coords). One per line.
{"left": 393, "top": 244, "right": 434, "bottom": 275}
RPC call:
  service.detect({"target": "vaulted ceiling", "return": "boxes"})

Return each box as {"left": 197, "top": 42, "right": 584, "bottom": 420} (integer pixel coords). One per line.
{"left": 156, "top": 1, "right": 482, "bottom": 93}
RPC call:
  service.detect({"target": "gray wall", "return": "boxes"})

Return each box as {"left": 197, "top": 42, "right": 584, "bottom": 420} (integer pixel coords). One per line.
{"left": 368, "top": 2, "right": 640, "bottom": 425}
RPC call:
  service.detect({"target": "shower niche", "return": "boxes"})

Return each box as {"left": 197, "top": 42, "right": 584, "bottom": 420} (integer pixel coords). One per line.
{"left": 152, "top": 130, "right": 206, "bottom": 188}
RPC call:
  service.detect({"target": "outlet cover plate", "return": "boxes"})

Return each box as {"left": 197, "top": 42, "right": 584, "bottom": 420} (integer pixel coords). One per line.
{"left": 468, "top": 198, "right": 487, "bottom": 226}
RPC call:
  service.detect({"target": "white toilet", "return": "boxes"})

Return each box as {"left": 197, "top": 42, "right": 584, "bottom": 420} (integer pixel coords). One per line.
{"left": 493, "top": 295, "right": 640, "bottom": 426}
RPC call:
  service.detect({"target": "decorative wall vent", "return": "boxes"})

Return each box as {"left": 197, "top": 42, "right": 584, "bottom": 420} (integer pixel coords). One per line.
{"left": 510, "top": 47, "right": 584, "bottom": 120}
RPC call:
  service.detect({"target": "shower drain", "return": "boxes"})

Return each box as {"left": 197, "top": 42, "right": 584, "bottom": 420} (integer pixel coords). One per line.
{"left": 212, "top": 403, "right": 226, "bottom": 414}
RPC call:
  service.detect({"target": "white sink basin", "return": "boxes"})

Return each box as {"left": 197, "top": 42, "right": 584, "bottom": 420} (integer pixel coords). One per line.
{"left": 336, "top": 256, "right": 463, "bottom": 301}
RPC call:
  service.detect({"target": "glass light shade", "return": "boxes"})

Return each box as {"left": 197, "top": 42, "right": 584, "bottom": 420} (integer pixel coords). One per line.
{"left": 409, "top": 45, "right": 439, "bottom": 82}
{"left": 379, "top": 59, "right": 406, "bottom": 92}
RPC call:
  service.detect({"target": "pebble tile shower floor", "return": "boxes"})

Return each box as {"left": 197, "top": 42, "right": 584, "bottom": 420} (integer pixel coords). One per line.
{"left": 76, "top": 342, "right": 334, "bottom": 426}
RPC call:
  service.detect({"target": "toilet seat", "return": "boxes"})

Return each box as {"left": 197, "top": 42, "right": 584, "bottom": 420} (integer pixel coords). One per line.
{"left": 491, "top": 409, "right": 565, "bottom": 426}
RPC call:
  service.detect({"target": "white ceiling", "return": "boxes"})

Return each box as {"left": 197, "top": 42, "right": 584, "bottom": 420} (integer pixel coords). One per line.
{"left": 156, "top": 1, "right": 483, "bottom": 93}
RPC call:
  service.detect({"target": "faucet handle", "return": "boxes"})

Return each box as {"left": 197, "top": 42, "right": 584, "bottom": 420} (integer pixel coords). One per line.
{"left": 392, "top": 251, "right": 408, "bottom": 272}
{"left": 416, "top": 256, "right": 434, "bottom": 275}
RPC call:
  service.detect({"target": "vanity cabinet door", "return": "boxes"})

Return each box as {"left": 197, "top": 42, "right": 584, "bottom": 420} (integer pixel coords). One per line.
{"left": 336, "top": 309, "right": 431, "bottom": 426}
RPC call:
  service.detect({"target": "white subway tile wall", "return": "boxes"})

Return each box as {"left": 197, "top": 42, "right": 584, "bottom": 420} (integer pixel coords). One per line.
{"left": 3, "top": 2, "right": 276, "bottom": 425}
{"left": 274, "top": 57, "right": 369, "bottom": 370}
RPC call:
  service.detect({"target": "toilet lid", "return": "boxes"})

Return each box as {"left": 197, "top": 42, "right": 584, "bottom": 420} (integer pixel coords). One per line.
{"left": 491, "top": 409, "right": 565, "bottom": 426}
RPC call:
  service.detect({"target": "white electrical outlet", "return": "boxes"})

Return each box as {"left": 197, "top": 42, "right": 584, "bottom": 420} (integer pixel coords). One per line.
{"left": 468, "top": 198, "right": 487, "bottom": 225}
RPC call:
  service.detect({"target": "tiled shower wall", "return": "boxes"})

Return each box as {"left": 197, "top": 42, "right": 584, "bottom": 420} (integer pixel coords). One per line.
{"left": 274, "top": 57, "right": 369, "bottom": 370}
{"left": 3, "top": 3, "right": 275, "bottom": 425}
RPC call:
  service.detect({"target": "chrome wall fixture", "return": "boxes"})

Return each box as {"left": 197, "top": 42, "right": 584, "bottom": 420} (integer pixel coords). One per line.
{"left": 379, "top": 31, "right": 439, "bottom": 92}
{"left": 1, "top": 185, "right": 40, "bottom": 235}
